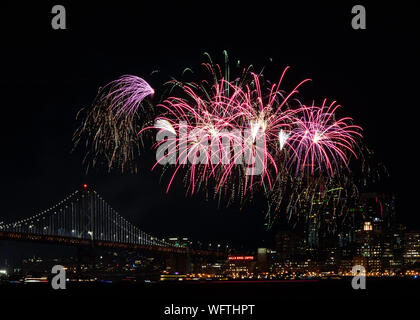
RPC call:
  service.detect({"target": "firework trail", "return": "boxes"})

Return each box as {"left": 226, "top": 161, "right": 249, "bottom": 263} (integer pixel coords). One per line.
{"left": 103, "top": 75, "right": 154, "bottom": 117}
{"left": 73, "top": 76, "right": 154, "bottom": 173}
{"left": 265, "top": 167, "right": 360, "bottom": 231}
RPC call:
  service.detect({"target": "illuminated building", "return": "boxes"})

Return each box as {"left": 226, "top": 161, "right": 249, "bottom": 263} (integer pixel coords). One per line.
{"left": 338, "top": 259, "right": 353, "bottom": 275}
{"left": 275, "top": 231, "right": 307, "bottom": 261}
{"left": 363, "top": 221, "right": 373, "bottom": 231}
{"left": 359, "top": 193, "right": 396, "bottom": 231}
{"left": 257, "top": 248, "right": 270, "bottom": 273}
{"left": 403, "top": 231, "right": 420, "bottom": 269}
{"left": 382, "top": 229, "right": 404, "bottom": 273}
{"left": 226, "top": 255, "right": 255, "bottom": 277}
{"left": 350, "top": 222, "right": 407, "bottom": 274}
{"left": 354, "top": 223, "right": 382, "bottom": 272}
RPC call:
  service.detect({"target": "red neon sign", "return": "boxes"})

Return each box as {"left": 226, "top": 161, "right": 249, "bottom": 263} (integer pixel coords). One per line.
{"left": 228, "top": 256, "right": 254, "bottom": 261}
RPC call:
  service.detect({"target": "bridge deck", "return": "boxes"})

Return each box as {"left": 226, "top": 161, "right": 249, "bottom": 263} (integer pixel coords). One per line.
{"left": 0, "top": 231, "right": 227, "bottom": 257}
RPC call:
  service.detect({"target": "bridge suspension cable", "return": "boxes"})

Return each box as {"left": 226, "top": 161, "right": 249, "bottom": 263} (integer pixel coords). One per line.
{"left": 0, "top": 187, "right": 173, "bottom": 247}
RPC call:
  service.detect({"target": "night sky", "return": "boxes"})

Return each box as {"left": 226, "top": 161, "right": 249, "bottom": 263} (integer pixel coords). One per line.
{"left": 1, "top": 1, "right": 419, "bottom": 254}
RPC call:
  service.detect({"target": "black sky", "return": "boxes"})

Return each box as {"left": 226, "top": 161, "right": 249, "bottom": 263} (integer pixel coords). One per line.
{"left": 1, "top": 1, "right": 419, "bottom": 250}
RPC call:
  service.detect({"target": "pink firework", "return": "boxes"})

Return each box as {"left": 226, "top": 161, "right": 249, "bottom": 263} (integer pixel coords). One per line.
{"left": 235, "top": 70, "right": 310, "bottom": 190}
{"left": 287, "top": 99, "right": 363, "bottom": 175}
{"left": 137, "top": 57, "right": 363, "bottom": 202}
{"left": 145, "top": 64, "right": 312, "bottom": 196}
{"left": 103, "top": 75, "right": 154, "bottom": 117}
{"left": 149, "top": 77, "right": 249, "bottom": 194}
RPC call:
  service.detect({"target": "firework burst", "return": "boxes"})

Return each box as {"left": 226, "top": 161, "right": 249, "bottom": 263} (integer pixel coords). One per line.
{"left": 287, "top": 99, "right": 363, "bottom": 175}
{"left": 73, "top": 76, "right": 154, "bottom": 173}
{"left": 103, "top": 75, "right": 154, "bottom": 117}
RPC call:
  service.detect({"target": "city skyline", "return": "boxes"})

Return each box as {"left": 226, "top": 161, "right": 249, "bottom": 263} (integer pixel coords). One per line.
{"left": 1, "top": 184, "right": 418, "bottom": 276}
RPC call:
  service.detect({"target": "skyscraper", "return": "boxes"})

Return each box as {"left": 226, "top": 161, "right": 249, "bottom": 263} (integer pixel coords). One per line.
{"left": 404, "top": 231, "right": 420, "bottom": 269}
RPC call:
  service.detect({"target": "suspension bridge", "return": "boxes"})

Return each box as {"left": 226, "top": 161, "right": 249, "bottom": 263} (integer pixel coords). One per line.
{"left": 0, "top": 185, "right": 222, "bottom": 257}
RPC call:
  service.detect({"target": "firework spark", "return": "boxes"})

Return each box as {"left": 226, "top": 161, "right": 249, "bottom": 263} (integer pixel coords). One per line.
{"left": 287, "top": 99, "right": 362, "bottom": 175}
{"left": 73, "top": 75, "right": 155, "bottom": 173}
{"left": 103, "top": 75, "right": 154, "bottom": 117}
{"left": 146, "top": 61, "right": 313, "bottom": 199}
